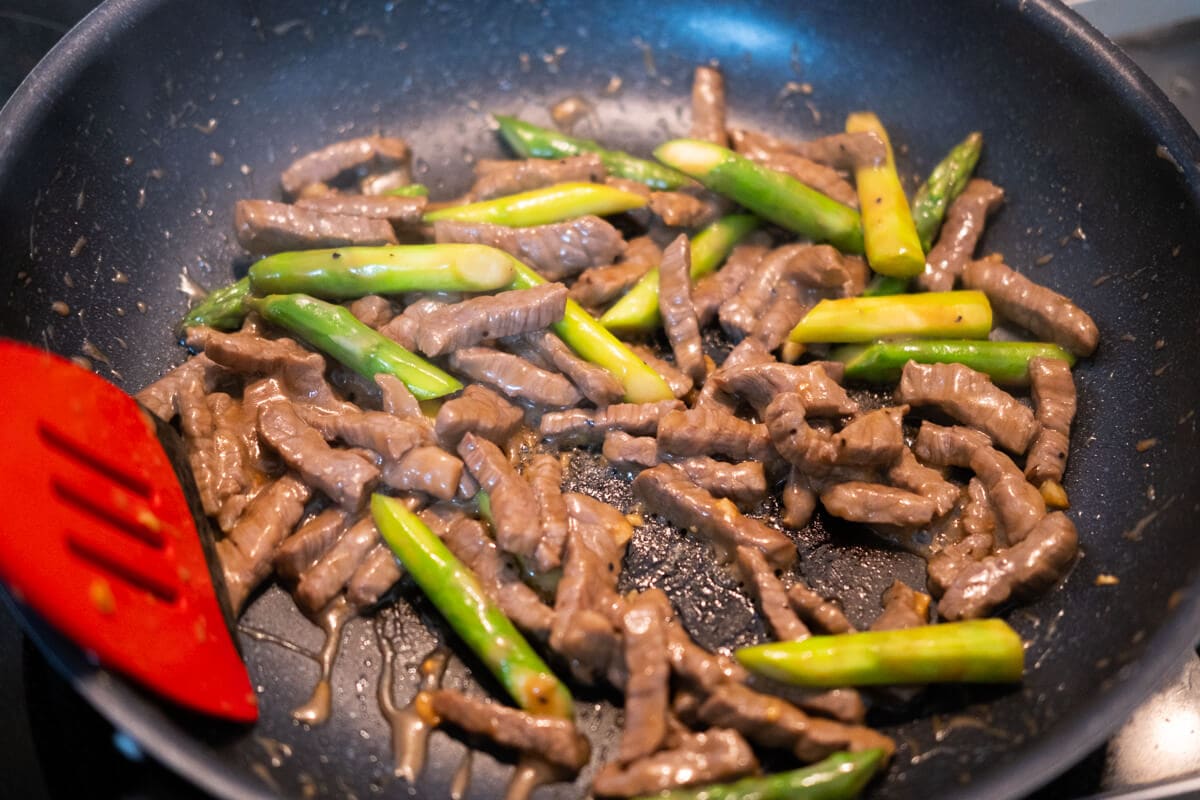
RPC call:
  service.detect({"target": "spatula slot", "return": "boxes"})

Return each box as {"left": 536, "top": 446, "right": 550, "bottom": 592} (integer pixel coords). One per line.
{"left": 51, "top": 476, "right": 168, "bottom": 549}
{"left": 65, "top": 530, "right": 179, "bottom": 604}
{"left": 38, "top": 420, "right": 154, "bottom": 499}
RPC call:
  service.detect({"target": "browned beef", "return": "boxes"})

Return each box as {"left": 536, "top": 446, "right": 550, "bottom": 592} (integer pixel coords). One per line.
{"left": 632, "top": 464, "right": 796, "bottom": 570}
{"left": 217, "top": 474, "right": 312, "bottom": 611}
{"left": 665, "top": 620, "right": 749, "bottom": 689}
{"left": 280, "top": 135, "right": 409, "bottom": 196}
{"left": 833, "top": 406, "right": 907, "bottom": 466}
{"left": 435, "top": 384, "right": 523, "bottom": 449}
{"left": 743, "top": 150, "right": 859, "bottom": 207}
{"left": 347, "top": 295, "right": 394, "bottom": 329}
{"left": 541, "top": 400, "right": 684, "bottom": 446}
{"left": 646, "top": 189, "right": 725, "bottom": 228}
{"left": 448, "top": 346, "right": 583, "bottom": 408}
{"left": 381, "top": 446, "right": 463, "bottom": 501}
{"left": 869, "top": 580, "right": 930, "bottom": 631}
{"left": 939, "top": 512, "right": 1078, "bottom": 620}
{"left": 176, "top": 379, "right": 220, "bottom": 516}
{"left": 593, "top": 729, "right": 758, "bottom": 798}
{"left": 274, "top": 507, "right": 350, "bottom": 581}
{"left": 913, "top": 421, "right": 993, "bottom": 468}
{"left": 526, "top": 454, "right": 570, "bottom": 573}
{"left": 658, "top": 234, "right": 707, "bottom": 383}
{"left": 790, "top": 131, "right": 887, "bottom": 170}
{"left": 374, "top": 373, "right": 423, "bottom": 419}
{"left": 692, "top": 243, "right": 770, "bottom": 326}
{"left": 299, "top": 406, "right": 433, "bottom": 462}
{"left": 1025, "top": 357, "right": 1077, "bottom": 484}
{"left": 603, "top": 431, "right": 660, "bottom": 472}
{"left": 729, "top": 127, "right": 800, "bottom": 158}
{"left": 752, "top": 281, "right": 817, "bottom": 350}
{"left": 378, "top": 298, "right": 443, "bottom": 351}
{"left": 887, "top": 448, "right": 960, "bottom": 518}
{"left": 569, "top": 235, "right": 661, "bottom": 308}
{"left": 617, "top": 590, "right": 672, "bottom": 763}
{"left": 423, "top": 689, "right": 590, "bottom": 771}
{"left": 918, "top": 179, "right": 1005, "bottom": 292}
{"left": 346, "top": 543, "right": 403, "bottom": 609}
{"left": 736, "top": 546, "right": 809, "bottom": 641}
{"left": 927, "top": 529, "right": 995, "bottom": 598}
{"left": 468, "top": 153, "right": 605, "bottom": 201}
{"left": 295, "top": 194, "right": 426, "bottom": 224}
{"left": 782, "top": 468, "right": 819, "bottom": 529}
{"left": 136, "top": 354, "right": 224, "bottom": 421}
{"left": 962, "top": 476, "right": 997, "bottom": 539}
{"left": 233, "top": 199, "right": 398, "bottom": 254}
{"left": 413, "top": 283, "right": 567, "bottom": 357}
{"left": 787, "top": 583, "right": 857, "bottom": 635}
{"left": 720, "top": 244, "right": 846, "bottom": 340}
{"left": 896, "top": 362, "right": 1038, "bottom": 454}
{"left": 630, "top": 344, "right": 695, "bottom": 398}
{"left": 657, "top": 407, "right": 774, "bottom": 464}
{"left": 258, "top": 402, "right": 378, "bottom": 509}
{"left": 821, "top": 482, "right": 937, "bottom": 528}
{"left": 507, "top": 329, "right": 625, "bottom": 407}
{"left": 970, "top": 447, "right": 1046, "bottom": 544}
{"left": 458, "top": 433, "right": 540, "bottom": 558}
{"left": 962, "top": 257, "right": 1099, "bottom": 357}
{"left": 670, "top": 458, "right": 768, "bottom": 509}
{"left": 765, "top": 393, "right": 839, "bottom": 473}
{"left": 295, "top": 515, "right": 379, "bottom": 613}
{"left": 693, "top": 337, "right": 776, "bottom": 412}
{"left": 434, "top": 216, "right": 624, "bottom": 282}
{"left": 690, "top": 65, "right": 728, "bottom": 146}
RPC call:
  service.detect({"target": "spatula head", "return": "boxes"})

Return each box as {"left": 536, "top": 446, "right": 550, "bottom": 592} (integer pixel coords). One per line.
{"left": 0, "top": 340, "right": 257, "bottom": 722}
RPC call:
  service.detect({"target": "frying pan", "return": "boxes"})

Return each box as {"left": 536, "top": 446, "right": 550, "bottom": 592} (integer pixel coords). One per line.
{"left": 2, "top": 0, "right": 1199, "bottom": 797}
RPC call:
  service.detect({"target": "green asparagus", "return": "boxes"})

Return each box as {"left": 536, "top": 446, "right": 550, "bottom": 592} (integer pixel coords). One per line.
{"left": 180, "top": 276, "right": 250, "bottom": 331}
{"left": 861, "top": 275, "right": 910, "bottom": 297}
{"left": 247, "top": 244, "right": 515, "bottom": 298}
{"left": 912, "top": 132, "right": 983, "bottom": 251}
{"left": 600, "top": 214, "right": 761, "bottom": 334}
{"left": 736, "top": 619, "right": 1024, "bottom": 688}
{"left": 633, "top": 749, "right": 886, "bottom": 800}
{"left": 654, "top": 139, "right": 864, "bottom": 254}
{"left": 423, "top": 182, "right": 647, "bottom": 227}
{"left": 244, "top": 293, "right": 462, "bottom": 399}
{"left": 494, "top": 114, "right": 692, "bottom": 190}
{"left": 371, "top": 495, "right": 574, "bottom": 718}
{"left": 834, "top": 340, "right": 1075, "bottom": 385}
{"left": 383, "top": 183, "right": 430, "bottom": 197}
{"left": 788, "top": 291, "right": 992, "bottom": 343}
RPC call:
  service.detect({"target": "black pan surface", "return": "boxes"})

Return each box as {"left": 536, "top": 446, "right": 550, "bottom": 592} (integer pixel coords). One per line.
{"left": 2, "top": 1, "right": 1200, "bottom": 798}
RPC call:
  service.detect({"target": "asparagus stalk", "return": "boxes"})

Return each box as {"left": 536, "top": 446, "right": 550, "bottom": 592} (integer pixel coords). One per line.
{"left": 788, "top": 291, "right": 992, "bottom": 343}
{"left": 736, "top": 619, "right": 1024, "bottom": 687}
{"left": 494, "top": 114, "right": 692, "bottom": 190}
{"left": 654, "top": 139, "right": 864, "bottom": 254}
{"left": 845, "top": 112, "right": 924, "bottom": 278}
{"left": 371, "top": 495, "right": 574, "bottom": 718}
{"left": 383, "top": 183, "right": 430, "bottom": 197}
{"left": 244, "top": 293, "right": 462, "bottom": 399}
{"left": 912, "top": 132, "right": 984, "bottom": 251}
{"left": 506, "top": 258, "right": 674, "bottom": 403}
{"left": 180, "top": 276, "right": 250, "bottom": 331}
{"left": 247, "top": 244, "right": 515, "bottom": 298}
{"left": 633, "top": 749, "right": 886, "bottom": 800}
{"left": 600, "top": 214, "right": 761, "bottom": 334}
{"left": 423, "top": 182, "right": 647, "bottom": 227}
{"left": 834, "top": 340, "right": 1075, "bottom": 385}
{"left": 861, "top": 275, "right": 910, "bottom": 297}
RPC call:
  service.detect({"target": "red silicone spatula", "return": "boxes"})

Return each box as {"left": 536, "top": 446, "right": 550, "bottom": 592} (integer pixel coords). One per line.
{"left": 0, "top": 339, "right": 257, "bottom": 722}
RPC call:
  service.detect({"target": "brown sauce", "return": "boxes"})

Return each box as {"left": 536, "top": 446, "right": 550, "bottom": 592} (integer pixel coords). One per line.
{"left": 376, "top": 623, "right": 449, "bottom": 783}
{"left": 504, "top": 756, "right": 559, "bottom": 800}
{"left": 292, "top": 596, "right": 354, "bottom": 725}
{"left": 450, "top": 750, "right": 473, "bottom": 800}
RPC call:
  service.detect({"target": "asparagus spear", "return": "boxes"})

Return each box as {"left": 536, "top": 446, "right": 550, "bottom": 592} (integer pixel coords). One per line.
{"left": 654, "top": 139, "right": 864, "bottom": 254}
{"left": 494, "top": 114, "right": 692, "bottom": 190}
{"left": 248, "top": 244, "right": 515, "bottom": 298}
{"left": 788, "top": 291, "right": 992, "bottom": 343}
{"left": 383, "top": 183, "right": 430, "bottom": 197}
{"left": 861, "top": 275, "right": 910, "bottom": 297}
{"left": 912, "top": 132, "right": 983, "bottom": 251}
{"left": 845, "top": 112, "right": 925, "bottom": 278}
{"left": 633, "top": 749, "right": 886, "bottom": 800}
{"left": 180, "top": 276, "right": 250, "bottom": 331}
{"left": 834, "top": 340, "right": 1075, "bottom": 385}
{"left": 736, "top": 619, "right": 1024, "bottom": 687}
{"left": 423, "top": 182, "right": 646, "bottom": 227}
{"left": 600, "top": 214, "right": 761, "bottom": 334}
{"left": 371, "top": 495, "right": 574, "bottom": 718}
{"left": 244, "top": 293, "right": 462, "bottom": 399}
{"left": 506, "top": 258, "right": 674, "bottom": 403}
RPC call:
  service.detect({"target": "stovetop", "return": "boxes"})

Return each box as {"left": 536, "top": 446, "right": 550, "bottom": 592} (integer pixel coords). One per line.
{"left": 1, "top": 3, "right": 1198, "bottom": 799}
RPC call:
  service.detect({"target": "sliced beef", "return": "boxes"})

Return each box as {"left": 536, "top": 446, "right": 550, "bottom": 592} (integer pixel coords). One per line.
{"left": 939, "top": 512, "right": 1079, "bottom": 620}
{"left": 458, "top": 433, "right": 540, "bottom": 559}
{"left": 896, "top": 362, "right": 1038, "bottom": 454}
{"left": 468, "top": 153, "right": 606, "bottom": 201}
{"left": 186, "top": 326, "right": 341, "bottom": 408}
{"left": 869, "top": 580, "right": 931, "bottom": 631}
{"left": 962, "top": 257, "right": 1099, "bottom": 357}
{"left": 435, "top": 384, "right": 523, "bottom": 449}
{"left": 280, "top": 135, "right": 410, "bottom": 196}
{"left": 719, "top": 244, "right": 846, "bottom": 340}
{"left": 736, "top": 546, "right": 809, "bottom": 641}
{"left": 233, "top": 199, "right": 398, "bottom": 255}
{"left": 918, "top": 179, "right": 1005, "bottom": 292}
{"left": 603, "top": 431, "right": 660, "bottom": 471}
{"left": 692, "top": 243, "right": 770, "bottom": 326}
{"left": 666, "top": 620, "right": 749, "bottom": 689}
{"left": 413, "top": 283, "right": 567, "bottom": 357}
{"left": 593, "top": 729, "right": 758, "bottom": 798}
{"left": 821, "top": 482, "right": 937, "bottom": 528}
{"left": 295, "top": 194, "right": 426, "bottom": 225}
{"left": 656, "top": 407, "right": 774, "bottom": 464}
{"left": 833, "top": 406, "right": 907, "bottom": 467}
{"left": 423, "top": 689, "right": 590, "bottom": 771}
{"left": 375, "top": 373, "right": 424, "bottom": 419}
{"left": 743, "top": 150, "right": 859, "bottom": 207}
{"left": 299, "top": 406, "right": 433, "bottom": 462}
{"left": 526, "top": 454, "right": 570, "bottom": 573}
{"left": 1025, "top": 357, "right": 1077, "bottom": 484}
{"left": 136, "top": 354, "right": 224, "bottom": 422}
{"left": 569, "top": 235, "right": 661, "bottom": 308}
{"left": 381, "top": 445, "right": 463, "bottom": 501}
{"left": 632, "top": 464, "right": 796, "bottom": 570}
{"left": 751, "top": 280, "right": 816, "bottom": 351}
{"left": 346, "top": 543, "right": 403, "bottom": 609}
{"left": 962, "top": 476, "right": 997, "bottom": 539}
{"left": 541, "top": 400, "right": 684, "bottom": 446}
{"left": 970, "top": 447, "right": 1046, "bottom": 545}
{"left": 788, "top": 131, "right": 887, "bottom": 170}
{"left": 274, "top": 507, "right": 351, "bottom": 581}
{"left": 646, "top": 189, "right": 725, "bottom": 229}
{"left": 782, "top": 468, "right": 819, "bottom": 529}
{"left": 175, "top": 375, "right": 219, "bottom": 515}
{"left": 348, "top": 295, "right": 395, "bottom": 329}
{"left": 617, "top": 590, "right": 672, "bottom": 763}
{"left": 433, "top": 215, "right": 624, "bottom": 282}
{"left": 690, "top": 65, "right": 728, "bottom": 146}
{"left": 670, "top": 458, "right": 768, "bottom": 509}
{"left": 448, "top": 347, "right": 583, "bottom": 408}
{"left": 693, "top": 337, "right": 776, "bottom": 412}
{"left": 258, "top": 402, "right": 378, "bottom": 509}
{"left": 629, "top": 344, "right": 694, "bottom": 399}
{"left": 887, "top": 448, "right": 961, "bottom": 518}
{"left": 765, "top": 393, "right": 839, "bottom": 473}
{"left": 378, "top": 298, "right": 443, "bottom": 351}
{"left": 787, "top": 583, "right": 857, "bottom": 635}
{"left": 216, "top": 474, "right": 312, "bottom": 611}
{"left": 913, "top": 421, "right": 993, "bottom": 468}
{"left": 658, "top": 234, "right": 707, "bottom": 383}
{"left": 506, "top": 329, "right": 625, "bottom": 407}
{"left": 295, "top": 514, "right": 380, "bottom": 613}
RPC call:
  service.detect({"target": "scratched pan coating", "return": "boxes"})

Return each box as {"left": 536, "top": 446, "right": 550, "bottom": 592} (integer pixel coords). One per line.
{"left": 1, "top": 0, "right": 1200, "bottom": 797}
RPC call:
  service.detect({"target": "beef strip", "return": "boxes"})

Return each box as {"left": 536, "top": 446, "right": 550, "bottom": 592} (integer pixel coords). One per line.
{"left": 632, "top": 464, "right": 796, "bottom": 570}
{"left": 346, "top": 543, "right": 403, "bottom": 609}
{"left": 913, "top": 421, "right": 993, "bottom": 468}
{"left": 257, "top": 401, "right": 378, "bottom": 509}
{"left": 280, "top": 135, "right": 409, "bottom": 196}
{"left": 234, "top": 199, "right": 398, "bottom": 255}
{"left": 216, "top": 474, "right": 312, "bottom": 611}
{"left": 1025, "top": 357, "right": 1077, "bottom": 484}
{"left": 692, "top": 243, "right": 770, "bottom": 326}
{"left": 743, "top": 149, "right": 859, "bottom": 207}
{"left": 896, "top": 362, "right": 1038, "bottom": 454}
{"left": 927, "top": 498, "right": 995, "bottom": 599}
{"left": 378, "top": 298, "right": 443, "bottom": 351}
{"left": 569, "top": 235, "right": 661, "bottom": 308}
{"left": 918, "top": 179, "right": 1006, "bottom": 292}
{"left": 670, "top": 458, "right": 768, "bottom": 509}
{"left": 423, "top": 689, "right": 590, "bottom": 771}
{"left": 136, "top": 354, "right": 224, "bottom": 422}
{"left": 658, "top": 234, "right": 707, "bottom": 383}
{"left": 526, "top": 454, "right": 571, "bottom": 573}
{"left": 295, "top": 514, "right": 381, "bottom": 613}
{"left": 348, "top": 295, "right": 395, "bottom": 329}
{"left": 374, "top": 373, "right": 423, "bottom": 419}
{"left": 690, "top": 65, "right": 728, "bottom": 146}
{"left": 629, "top": 344, "right": 694, "bottom": 399}
{"left": 295, "top": 194, "right": 426, "bottom": 225}
{"left": 962, "top": 476, "right": 997, "bottom": 539}
{"left": 869, "top": 580, "right": 931, "bottom": 631}
{"left": 381, "top": 446, "right": 463, "bottom": 501}
{"left": 782, "top": 468, "right": 819, "bottom": 529}
{"left": 175, "top": 372, "right": 220, "bottom": 515}
{"left": 274, "top": 507, "right": 351, "bottom": 581}
{"left": 693, "top": 337, "right": 776, "bottom": 412}
{"left": 666, "top": 620, "right": 749, "bottom": 689}
{"left": 970, "top": 446, "right": 1046, "bottom": 545}
{"left": 765, "top": 393, "right": 840, "bottom": 473}
{"left": 299, "top": 406, "right": 434, "bottom": 462}
{"left": 540, "top": 400, "right": 684, "bottom": 446}
{"left": 751, "top": 280, "right": 818, "bottom": 351}
{"left": 719, "top": 244, "right": 846, "bottom": 341}
{"left": 656, "top": 407, "right": 775, "bottom": 464}
{"left": 646, "top": 189, "right": 726, "bottom": 228}
{"left": 736, "top": 546, "right": 809, "bottom": 641}
{"left": 887, "top": 448, "right": 960, "bottom": 518}
{"left": 458, "top": 433, "right": 540, "bottom": 559}
{"left": 787, "top": 131, "right": 887, "bottom": 170}
{"left": 468, "top": 153, "right": 606, "bottom": 201}
{"left": 833, "top": 406, "right": 907, "bottom": 466}
{"left": 413, "top": 283, "right": 568, "bottom": 357}
{"left": 435, "top": 384, "right": 523, "bottom": 449}
{"left": 787, "top": 582, "right": 857, "bottom": 635}
{"left": 433, "top": 215, "right": 624, "bottom": 282}
{"left": 506, "top": 329, "right": 625, "bottom": 407}
{"left": 617, "top": 590, "right": 672, "bottom": 763}
{"left": 593, "top": 729, "right": 758, "bottom": 798}
{"left": 962, "top": 257, "right": 1099, "bottom": 357}
{"left": 821, "top": 482, "right": 937, "bottom": 528}
{"left": 939, "top": 512, "right": 1079, "bottom": 620}
{"left": 603, "top": 431, "right": 660, "bottom": 471}
{"left": 448, "top": 346, "right": 583, "bottom": 408}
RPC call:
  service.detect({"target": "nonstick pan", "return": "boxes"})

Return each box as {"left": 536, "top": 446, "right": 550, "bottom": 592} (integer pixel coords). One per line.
{"left": 2, "top": 0, "right": 1199, "bottom": 797}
